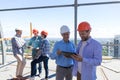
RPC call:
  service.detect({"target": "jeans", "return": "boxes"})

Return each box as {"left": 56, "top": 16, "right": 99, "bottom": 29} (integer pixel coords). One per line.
{"left": 32, "top": 49, "right": 42, "bottom": 74}
{"left": 38, "top": 62, "right": 42, "bottom": 74}
{"left": 31, "top": 55, "right": 49, "bottom": 78}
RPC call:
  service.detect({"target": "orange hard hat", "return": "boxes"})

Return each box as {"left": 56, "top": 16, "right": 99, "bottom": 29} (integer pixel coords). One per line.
{"left": 77, "top": 21, "right": 91, "bottom": 31}
{"left": 33, "top": 29, "right": 39, "bottom": 33}
{"left": 41, "top": 30, "right": 48, "bottom": 36}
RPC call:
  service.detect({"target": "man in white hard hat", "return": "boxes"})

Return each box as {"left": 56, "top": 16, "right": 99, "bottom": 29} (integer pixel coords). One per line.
{"left": 50, "top": 25, "right": 76, "bottom": 80}
{"left": 11, "top": 28, "right": 26, "bottom": 79}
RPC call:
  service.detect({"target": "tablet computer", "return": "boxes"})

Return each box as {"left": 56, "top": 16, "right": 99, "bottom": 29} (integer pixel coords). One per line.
{"left": 61, "top": 51, "right": 77, "bottom": 57}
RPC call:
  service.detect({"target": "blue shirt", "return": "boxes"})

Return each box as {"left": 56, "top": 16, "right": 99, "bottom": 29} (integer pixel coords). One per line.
{"left": 72, "top": 37, "right": 102, "bottom": 80}
{"left": 28, "top": 36, "right": 41, "bottom": 49}
{"left": 40, "top": 38, "right": 50, "bottom": 57}
{"left": 28, "top": 36, "right": 42, "bottom": 56}
{"left": 50, "top": 40, "right": 76, "bottom": 67}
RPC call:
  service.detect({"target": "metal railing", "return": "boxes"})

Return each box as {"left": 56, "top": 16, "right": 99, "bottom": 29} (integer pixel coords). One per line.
{"left": 0, "top": 0, "right": 120, "bottom": 64}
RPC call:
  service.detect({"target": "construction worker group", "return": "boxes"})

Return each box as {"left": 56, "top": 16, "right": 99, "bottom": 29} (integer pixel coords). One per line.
{"left": 11, "top": 21, "right": 102, "bottom": 80}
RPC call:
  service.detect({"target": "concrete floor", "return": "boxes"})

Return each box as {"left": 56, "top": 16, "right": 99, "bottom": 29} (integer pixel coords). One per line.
{"left": 0, "top": 54, "right": 120, "bottom": 80}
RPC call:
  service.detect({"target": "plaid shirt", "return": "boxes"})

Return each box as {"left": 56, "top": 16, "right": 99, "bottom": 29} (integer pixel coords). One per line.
{"left": 40, "top": 38, "right": 50, "bottom": 57}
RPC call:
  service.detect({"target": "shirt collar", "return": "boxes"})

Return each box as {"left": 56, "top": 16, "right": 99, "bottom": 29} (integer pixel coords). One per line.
{"left": 15, "top": 34, "right": 21, "bottom": 37}
{"left": 86, "top": 37, "right": 92, "bottom": 44}
{"left": 62, "top": 39, "right": 70, "bottom": 43}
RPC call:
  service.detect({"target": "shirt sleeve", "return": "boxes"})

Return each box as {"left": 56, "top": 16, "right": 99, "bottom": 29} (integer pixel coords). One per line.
{"left": 76, "top": 42, "right": 81, "bottom": 54}
{"left": 42, "top": 40, "right": 50, "bottom": 55}
{"left": 11, "top": 38, "right": 18, "bottom": 55}
{"left": 83, "top": 43, "right": 102, "bottom": 66}
{"left": 28, "top": 38, "right": 33, "bottom": 46}
{"left": 49, "top": 42, "right": 58, "bottom": 59}
{"left": 72, "top": 42, "right": 76, "bottom": 53}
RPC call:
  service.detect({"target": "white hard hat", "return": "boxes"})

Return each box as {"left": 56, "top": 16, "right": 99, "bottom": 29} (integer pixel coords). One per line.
{"left": 60, "top": 25, "right": 70, "bottom": 34}
{"left": 15, "top": 27, "right": 22, "bottom": 31}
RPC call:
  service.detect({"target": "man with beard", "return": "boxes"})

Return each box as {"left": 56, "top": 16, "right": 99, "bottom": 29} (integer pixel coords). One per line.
{"left": 71, "top": 21, "right": 102, "bottom": 80}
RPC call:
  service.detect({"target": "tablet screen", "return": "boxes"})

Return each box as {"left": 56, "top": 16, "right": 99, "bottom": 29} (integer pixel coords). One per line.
{"left": 62, "top": 51, "right": 76, "bottom": 57}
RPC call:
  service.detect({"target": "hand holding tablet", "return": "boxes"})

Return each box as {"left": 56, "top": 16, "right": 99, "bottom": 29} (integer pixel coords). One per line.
{"left": 61, "top": 51, "right": 77, "bottom": 57}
